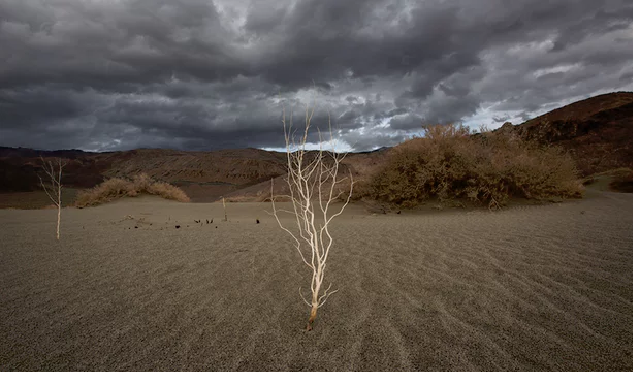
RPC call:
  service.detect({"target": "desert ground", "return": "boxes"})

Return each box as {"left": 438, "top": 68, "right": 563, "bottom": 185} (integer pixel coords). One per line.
{"left": 1, "top": 188, "right": 632, "bottom": 371}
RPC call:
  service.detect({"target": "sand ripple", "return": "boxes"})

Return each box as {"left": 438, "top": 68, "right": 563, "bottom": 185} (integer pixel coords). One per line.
{"left": 1, "top": 194, "right": 632, "bottom": 370}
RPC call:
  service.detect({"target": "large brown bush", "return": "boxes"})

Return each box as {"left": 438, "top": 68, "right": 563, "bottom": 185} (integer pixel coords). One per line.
{"left": 75, "top": 173, "right": 190, "bottom": 207}
{"left": 369, "top": 124, "right": 583, "bottom": 208}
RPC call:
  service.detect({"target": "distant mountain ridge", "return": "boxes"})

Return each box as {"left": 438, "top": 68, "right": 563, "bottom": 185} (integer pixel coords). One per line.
{"left": 0, "top": 147, "right": 95, "bottom": 159}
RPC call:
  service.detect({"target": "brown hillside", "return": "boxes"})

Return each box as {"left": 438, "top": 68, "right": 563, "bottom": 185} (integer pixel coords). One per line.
{"left": 0, "top": 156, "right": 107, "bottom": 191}
{"left": 496, "top": 92, "right": 633, "bottom": 176}
{"left": 0, "top": 147, "right": 290, "bottom": 202}
{"left": 90, "top": 148, "right": 289, "bottom": 201}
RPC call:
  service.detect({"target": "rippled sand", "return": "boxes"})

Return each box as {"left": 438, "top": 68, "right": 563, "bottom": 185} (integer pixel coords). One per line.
{"left": 1, "top": 192, "right": 632, "bottom": 371}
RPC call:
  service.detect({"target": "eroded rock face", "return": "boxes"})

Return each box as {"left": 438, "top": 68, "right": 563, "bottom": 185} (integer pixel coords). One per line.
{"left": 494, "top": 92, "right": 633, "bottom": 176}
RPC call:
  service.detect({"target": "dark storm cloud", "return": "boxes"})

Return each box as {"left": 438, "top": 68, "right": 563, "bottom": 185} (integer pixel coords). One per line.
{"left": 1, "top": 0, "right": 632, "bottom": 152}
{"left": 493, "top": 116, "right": 511, "bottom": 123}
{"left": 389, "top": 114, "right": 423, "bottom": 131}
{"left": 549, "top": 6, "right": 633, "bottom": 52}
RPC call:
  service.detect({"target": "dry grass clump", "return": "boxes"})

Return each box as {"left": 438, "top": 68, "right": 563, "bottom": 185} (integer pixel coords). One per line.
{"left": 369, "top": 124, "right": 583, "bottom": 208}
{"left": 75, "top": 173, "right": 190, "bottom": 207}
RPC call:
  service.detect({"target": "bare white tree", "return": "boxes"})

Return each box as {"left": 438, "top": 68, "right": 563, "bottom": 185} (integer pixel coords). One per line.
{"left": 270, "top": 104, "right": 353, "bottom": 331}
{"left": 38, "top": 157, "right": 67, "bottom": 240}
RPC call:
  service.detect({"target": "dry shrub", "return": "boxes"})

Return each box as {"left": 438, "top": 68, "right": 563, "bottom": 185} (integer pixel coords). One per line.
{"left": 75, "top": 173, "right": 190, "bottom": 207}
{"left": 370, "top": 124, "right": 583, "bottom": 208}
{"left": 75, "top": 178, "right": 131, "bottom": 206}
{"left": 147, "top": 182, "right": 191, "bottom": 202}
{"left": 131, "top": 173, "right": 152, "bottom": 192}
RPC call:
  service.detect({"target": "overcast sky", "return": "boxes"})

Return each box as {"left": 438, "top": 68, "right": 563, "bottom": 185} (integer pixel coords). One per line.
{"left": 1, "top": 0, "right": 633, "bottom": 152}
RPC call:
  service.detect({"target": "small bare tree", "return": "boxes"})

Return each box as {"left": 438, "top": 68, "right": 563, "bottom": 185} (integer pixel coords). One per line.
{"left": 38, "top": 157, "right": 67, "bottom": 240}
{"left": 270, "top": 104, "right": 353, "bottom": 331}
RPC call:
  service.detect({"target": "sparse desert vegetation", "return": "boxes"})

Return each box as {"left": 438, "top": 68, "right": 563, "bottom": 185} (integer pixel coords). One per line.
{"left": 74, "top": 173, "right": 190, "bottom": 207}
{"left": 2, "top": 93, "right": 632, "bottom": 210}
{"left": 1, "top": 94, "right": 632, "bottom": 370}
{"left": 367, "top": 124, "right": 584, "bottom": 209}
{"left": 3, "top": 0, "right": 633, "bottom": 365}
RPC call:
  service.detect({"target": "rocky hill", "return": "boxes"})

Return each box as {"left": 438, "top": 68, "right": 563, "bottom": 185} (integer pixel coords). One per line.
{"left": 494, "top": 92, "right": 633, "bottom": 176}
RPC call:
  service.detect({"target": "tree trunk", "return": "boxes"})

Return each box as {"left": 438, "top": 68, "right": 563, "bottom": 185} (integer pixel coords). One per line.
{"left": 57, "top": 186, "right": 61, "bottom": 240}
{"left": 307, "top": 303, "right": 318, "bottom": 331}
{"left": 56, "top": 204, "right": 61, "bottom": 240}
